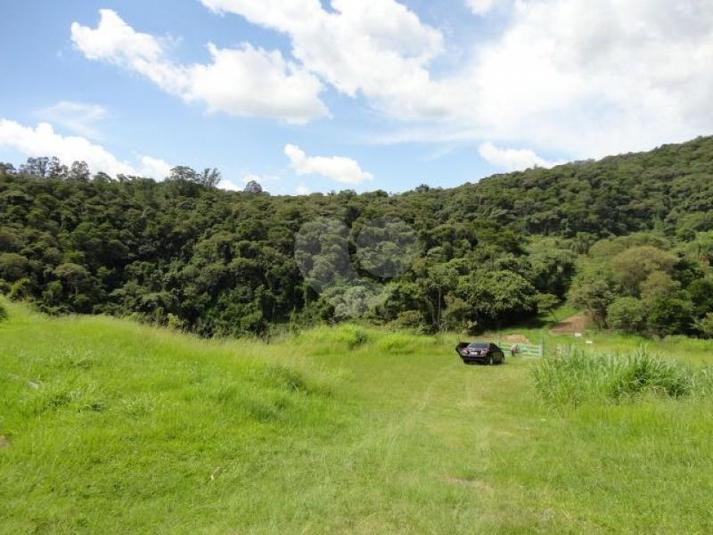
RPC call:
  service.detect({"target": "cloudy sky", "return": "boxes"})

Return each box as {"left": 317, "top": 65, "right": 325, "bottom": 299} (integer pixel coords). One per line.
{"left": 1, "top": 0, "right": 713, "bottom": 193}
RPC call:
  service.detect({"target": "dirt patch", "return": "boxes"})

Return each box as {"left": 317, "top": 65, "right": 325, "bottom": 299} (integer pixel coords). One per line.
{"left": 501, "top": 334, "right": 532, "bottom": 345}
{"left": 551, "top": 314, "right": 590, "bottom": 335}
{"left": 0, "top": 436, "right": 9, "bottom": 448}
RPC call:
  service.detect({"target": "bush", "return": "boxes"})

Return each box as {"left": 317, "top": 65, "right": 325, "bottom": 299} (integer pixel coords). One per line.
{"left": 607, "top": 297, "right": 646, "bottom": 333}
{"left": 694, "top": 313, "right": 713, "bottom": 339}
{"left": 0, "top": 303, "right": 7, "bottom": 322}
{"left": 532, "top": 348, "right": 696, "bottom": 407}
{"left": 9, "top": 277, "right": 33, "bottom": 301}
{"left": 647, "top": 296, "right": 694, "bottom": 336}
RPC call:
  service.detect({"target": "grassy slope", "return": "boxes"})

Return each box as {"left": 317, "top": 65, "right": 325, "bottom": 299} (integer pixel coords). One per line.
{"left": 1, "top": 301, "right": 713, "bottom": 534}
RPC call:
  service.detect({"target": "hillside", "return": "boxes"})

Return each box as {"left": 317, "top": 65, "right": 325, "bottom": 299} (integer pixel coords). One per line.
{"left": 2, "top": 136, "right": 713, "bottom": 337}
{"left": 1, "top": 301, "right": 713, "bottom": 532}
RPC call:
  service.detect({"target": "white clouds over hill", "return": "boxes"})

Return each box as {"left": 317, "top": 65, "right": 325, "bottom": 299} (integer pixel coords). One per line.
{"left": 0, "top": 119, "right": 171, "bottom": 179}
{"left": 285, "top": 144, "right": 373, "bottom": 185}
{"left": 68, "top": 1, "right": 713, "bottom": 173}
{"left": 478, "top": 142, "right": 562, "bottom": 171}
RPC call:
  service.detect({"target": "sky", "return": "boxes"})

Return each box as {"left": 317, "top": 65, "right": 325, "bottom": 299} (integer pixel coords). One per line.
{"left": 1, "top": 0, "right": 713, "bottom": 194}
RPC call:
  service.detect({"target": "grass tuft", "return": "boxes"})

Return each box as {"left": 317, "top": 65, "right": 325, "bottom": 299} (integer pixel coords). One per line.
{"left": 532, "top": 347, "right": 711, "bottom": 407}
{"left": 294, "top": 324, "right": 369, "bottom": 353}
{"left": 375, "top": 332, "right": 420, "bottom": 354}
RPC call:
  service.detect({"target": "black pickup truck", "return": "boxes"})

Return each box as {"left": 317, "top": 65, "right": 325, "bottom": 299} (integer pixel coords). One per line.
{"left": 456, "top": 342, "right": 505, "bottom": 365}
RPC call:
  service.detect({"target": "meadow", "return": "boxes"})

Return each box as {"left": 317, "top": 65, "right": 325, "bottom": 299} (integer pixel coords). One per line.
{"left": 1, "top": 299, "right": 713, "bottom": 534}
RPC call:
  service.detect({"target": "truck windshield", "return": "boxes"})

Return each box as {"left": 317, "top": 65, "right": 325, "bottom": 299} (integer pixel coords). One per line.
{"left": 467, "top": 343, "right": 489, "bottom": 349}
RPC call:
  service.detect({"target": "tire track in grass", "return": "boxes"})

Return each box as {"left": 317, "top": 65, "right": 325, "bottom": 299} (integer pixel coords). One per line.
{"left": 335, "top": 357, "right": 456, "bottom": 474}
{"left": 376, "top": 359, "right": 456, "bottom": 473}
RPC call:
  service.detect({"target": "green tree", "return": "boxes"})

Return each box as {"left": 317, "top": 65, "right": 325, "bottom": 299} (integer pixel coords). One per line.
{"left": 0, "top": 253, "right": 30, "bottom": 282}
{"left": 535, "top": 293, "right": 560, "bottom": 321}
{"left": 568, "top": 265, "right": 617, "bottom": 327}
{"left": 611, "top": 246, "right": 677, "bottom": 296}
{"left": 607, "top": 297, "right": 646, "bottom": 333}
{"left": 647, "top": 297, "right": 694, "bottom": 337}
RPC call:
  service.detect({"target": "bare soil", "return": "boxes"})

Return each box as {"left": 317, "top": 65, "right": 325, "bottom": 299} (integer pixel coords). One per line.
{"left": 551, "top": 314, "right": 589, "bottom": 334}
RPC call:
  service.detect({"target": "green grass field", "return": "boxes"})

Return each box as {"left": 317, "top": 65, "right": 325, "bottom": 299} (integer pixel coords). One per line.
{"left": 2, "top": 300, "right": 713, "bottom": 534}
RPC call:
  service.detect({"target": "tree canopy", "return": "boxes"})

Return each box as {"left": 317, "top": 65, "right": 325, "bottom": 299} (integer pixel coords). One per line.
{"left": 3, "top": 135, "right": 713, "bottom": 337}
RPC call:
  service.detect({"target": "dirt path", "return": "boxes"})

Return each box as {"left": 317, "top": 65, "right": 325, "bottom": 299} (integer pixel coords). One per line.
{"left": 550, "top": 313, "right": 589, "bottom": 334}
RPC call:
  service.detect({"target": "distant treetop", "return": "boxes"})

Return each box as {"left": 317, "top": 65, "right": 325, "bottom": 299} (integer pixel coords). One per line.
{"left": 244, "top": 180, "right": 263, "bottom": 194}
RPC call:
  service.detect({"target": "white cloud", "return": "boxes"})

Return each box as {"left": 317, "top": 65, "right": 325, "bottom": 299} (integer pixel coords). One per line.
{"left": 479, "top": 142, "right": 562, "bottom": 171}
{"left": 199, "top": 0, "right": 448, "bottom": 120}
{"left": 189, "top": 43, "right": 327, "bottom": 123}
{"left": 71, "top": 2, "right": 713, "bottom": 162}
{"left": 137, "top": 155, "right": 172, "bottom": 179}
{"left": 284, "top": 144, "right": 373, "bottom": 184}
{"left": 296, "top": 183, "right": 310, "bottom": 195}
{"left": 464, "top": 0, "right": 713, "bottom": 157}
{"left": 219, "top": 178, "right": 242, "bottom": 191}
{"left": 201, "top": 0, "right": 713, "bottom": 159}
{"left": 36, "top": 101, "right": 107, "bottom": 138}
{"left": 0, "top": 119, "right": 170, "bottom": 179}
{"left": 466, "top": 0, "right": 499, "bottom": 16}
{"left": 71, "top": 9, "right": 328, "bottom": 124}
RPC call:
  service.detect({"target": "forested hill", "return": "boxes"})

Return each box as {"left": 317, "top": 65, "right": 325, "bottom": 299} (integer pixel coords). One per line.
{"left": 432, "top": 135, "right": 713, "bottom": 239}
{"left": 2, "top": 135, "right": 713, "bottom": 338}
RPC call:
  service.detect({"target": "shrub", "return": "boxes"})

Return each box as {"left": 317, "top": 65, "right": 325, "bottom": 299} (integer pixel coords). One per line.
{"left": 9, "top": 277, "right": 33, "bottom": 301}
{"left": 609, "top": 352, "right": 692, "bottom": 399}
{"left": 532, "top": 348, "right": 695, "bottom": 407}
{"left": 607, "top": 297, "right": 646, "bottom": 333}
{"left": 392, "top": 310, "right": 423, "bottom": 329}
{"left": 694, "top": 313, "right": 713, "bottom": 339}
{"left": 646, "top": 296, "right": 694, "bottom": 336}
{"left": 0, "top": 303, "right": 7, "bottom": 322}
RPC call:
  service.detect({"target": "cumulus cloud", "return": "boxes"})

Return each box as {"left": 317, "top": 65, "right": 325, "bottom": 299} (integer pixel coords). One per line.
{"left": 71, "top": 9, "right": 328, "bottom": 124}
{"left": 219, "top": 179, "right": 242, "bottom": 191}
{"left": 200, "top": 0, "right": 713, "bottom": 159}
{"left": 71, "top": 2, "right": 713, "bottom": 161}
{"left": 199, "top": 0, "right": 449, "bottom": 120}
{"left": 36, "top": 101, "right": 107, "bottom": 138}
{"left": 479, "top": 142, "right": 562, "bottom": 171}
{"left": 284, "top": 144, "right": 373, "bottom": 184}
{"left": 459, "top": 0, "right": 713, "bottom": 157}
{"left": 137, "top": 155, "right": 173, "bottom": 178}
{"left": 0, "top": 119, "right": 171, "bottom": 179}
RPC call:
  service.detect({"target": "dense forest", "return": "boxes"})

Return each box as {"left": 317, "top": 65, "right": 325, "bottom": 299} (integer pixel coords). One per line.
{"left": 2, "top": 136, "right": 713, "bottom": 338}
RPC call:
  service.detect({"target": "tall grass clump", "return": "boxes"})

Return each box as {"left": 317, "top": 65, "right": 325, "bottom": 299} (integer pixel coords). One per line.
{"left": 0, "top": 302, "right": 7, "bottom": 322}
{"left": 375, "top": 332, "right": 422, "bottom": 354}
{"left": 532, "top": 347, "right": 701, "bottom": 407}
{"left": 295, "top": 324, "right": 369, "bottom": 354}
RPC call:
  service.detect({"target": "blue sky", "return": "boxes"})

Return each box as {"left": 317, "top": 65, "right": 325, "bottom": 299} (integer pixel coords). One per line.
{"left": 1, "top": 1, "right": 712, "bottom": 194}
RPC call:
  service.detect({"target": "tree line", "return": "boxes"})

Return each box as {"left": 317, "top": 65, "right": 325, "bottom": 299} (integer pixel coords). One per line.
{"left": 2, "top": 135, "right": 713, "bottom": 338}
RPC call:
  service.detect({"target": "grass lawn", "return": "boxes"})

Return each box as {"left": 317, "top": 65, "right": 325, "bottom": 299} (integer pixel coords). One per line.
{"left": 1, "top": 300, "right": 713, "bottom": 533}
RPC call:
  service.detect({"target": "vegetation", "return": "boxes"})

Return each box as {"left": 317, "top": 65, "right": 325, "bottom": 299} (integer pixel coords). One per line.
{"left": 1, "top": 301, "right": 712, "bottom": 532}
{"left": 568, "top": 235, "right": 712, "bottom": 336}
{"left": 532, "top": 347, "right": 713, "bottom": 406}
{"left": 4, "top": 136, "right": 713, "bottom": 338}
